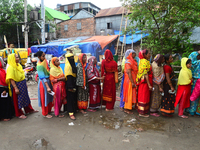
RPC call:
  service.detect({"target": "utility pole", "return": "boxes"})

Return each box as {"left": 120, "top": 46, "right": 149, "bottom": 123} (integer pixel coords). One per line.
{"left": 24, "top": 0, "right": 28, "bottom": 48}
{"left": 41, "top": 0, "right": 45, "bottom": 44}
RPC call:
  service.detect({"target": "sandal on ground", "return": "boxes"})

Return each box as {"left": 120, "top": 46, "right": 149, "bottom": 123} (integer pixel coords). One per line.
{"left": 119, "top": 107, "right": 124, "bottom": 111}
{"left": 69, "top": 114, "right": 76, "bottom": 120}
{"left": 80, "top": 110, "right": 87, "bottom": 114}
{"left": 139, "top": 114, "right": 149, "bottom": 118}
{"left": 150, "top": 113, "right": 160, "bottom": 117}
{"left": 87, "top": 109, "right": 97, "bottom": 112}
{"left": 3, "top": 119, "right": 10, "bottom": 121}
{"left": 55, "top": 114, "right": 65, "bottom": 118}
{"left": 29, "top": 110, "right": 39, "bottom": 114}
{"left": 178, "top": 115, "right": 188, "bottom": 119}
{"left": 19, "top": 115, "right": 27, "bottom": 119}
{"left": 105, "top": 109, "right": 113, "bottom": 112}
{"left": 124, "top": 110, "right": 133, "bottom": 114}
{"left": 43, "top": 114, "right": 52, "bottom": 119}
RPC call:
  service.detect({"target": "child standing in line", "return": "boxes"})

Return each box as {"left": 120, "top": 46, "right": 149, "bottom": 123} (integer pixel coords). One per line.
{"left": 175, "top": 58, "right": 192, "bottom": 119}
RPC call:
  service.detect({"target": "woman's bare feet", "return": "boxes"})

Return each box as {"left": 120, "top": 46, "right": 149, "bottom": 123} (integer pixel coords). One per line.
{"left": 69, "top": 114, "right": 76, "bottom": 120}
{"left": 19, "top": 115, "right": 27, "bottom": 119}
{"left": 105, "top": 109, "right": 113, "bottom": 112}
{"left": 80, "top": 110, "right": 87, "bottom": 114}
{"left": 43, "top": 114, "right": 52, "bottom": 119}
{"left": 124, "top": 110, "right": 133, "bottom": 114}
{"left": 3, "top": 119, "right": 10, "bottom": 121}
{"left": 178, "top": 115, "right": 188, "bottom": 119}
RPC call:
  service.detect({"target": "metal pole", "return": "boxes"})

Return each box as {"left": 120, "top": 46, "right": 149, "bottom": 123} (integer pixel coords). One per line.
{"left": 24, "top": 0, "right": 28, "bottom": 48}
{"left": 41, "top": 0, "right": 45, "bottom": 44}
{"left": 17, "top": 25, "right": 20, "bottom": 48}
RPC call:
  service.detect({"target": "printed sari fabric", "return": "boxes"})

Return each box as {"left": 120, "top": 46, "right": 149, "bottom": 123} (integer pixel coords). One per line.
{"left": 161, "top": 65, "right": 176, "bottom": 115}
{"left": 137, "top": 50, "right": 152, "bottom": 114}
{"left": 37, "top": 59, "right": 53, "bottom": 116}
{"left": 50, "top": 57, "right": 67, "bottom": 116}
{"left": 175, "top": 58, "right": 192, "bottom": 116}
{"left": 86, "top": 56, "right": 101, "bottom": 109}
{"left": 76, "top": 54, "right": 88, "bottom": 110}
{"left": 186, "top": 52, "right": 200, "bottom": 115}
{"left": 123, "top": 52, "right": 138, "bottom": 110}
{"left": 150, "top": 60, "right": 165, "bottom": 113}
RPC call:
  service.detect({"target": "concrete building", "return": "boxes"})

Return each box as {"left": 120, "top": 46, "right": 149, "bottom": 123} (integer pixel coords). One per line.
{"left": 59, "top": 2, "right": 100, "bottom": 17}
{"left": 57, "top": 9, "right": 95, "bottom": 38}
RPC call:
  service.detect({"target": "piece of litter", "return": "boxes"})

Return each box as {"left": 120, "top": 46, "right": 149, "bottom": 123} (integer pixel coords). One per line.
{"left": 122, "top": 139, "right": 130, "bottom": 143}
{"left": 100, "top": 115, "right": 103, "bottom": 118}
{"left": 127, "top": 118, "right": 136, "bottom": 123}
{"left": 84, "top": 114, "right": 88, "bottom": 117}
{"left": 68, "top": 122, "right": 74, "bottom": 126}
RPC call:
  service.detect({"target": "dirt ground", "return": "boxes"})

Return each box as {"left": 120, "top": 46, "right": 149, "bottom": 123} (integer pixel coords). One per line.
{"left": 0, "top": 82, "right": 200, "bottom": 150}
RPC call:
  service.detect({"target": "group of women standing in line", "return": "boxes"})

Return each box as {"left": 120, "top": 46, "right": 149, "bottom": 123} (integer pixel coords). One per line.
{"left": 120, "top": 49, "right": 200, "bottom": 118}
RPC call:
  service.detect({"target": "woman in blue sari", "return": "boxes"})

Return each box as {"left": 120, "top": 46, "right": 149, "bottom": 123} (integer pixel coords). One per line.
{"left": 186, "top": 51, "right": 200, "bottom": 116}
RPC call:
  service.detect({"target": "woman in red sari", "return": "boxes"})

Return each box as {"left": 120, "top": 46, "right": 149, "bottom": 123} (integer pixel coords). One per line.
{"left": 136, "top": 50, "right": 153, "bottom": 117}
{"left": 87, "top": 56, "right": 104, "bottom": 111}
{"left": 101, "top": 49, "right": 118, "bottom": 111}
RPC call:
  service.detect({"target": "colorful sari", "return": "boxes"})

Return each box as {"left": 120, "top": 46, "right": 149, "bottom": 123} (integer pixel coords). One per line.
{"left": 0, "top": 57, "right": 14, "bottom": 120}
{"left": 86, "top": 56, "right": 101, "bottom": 109}
{"left": 136, "top": 50, "right": 152, "bottom": 114}
{"left": 123, "top": 50, "right": 138, "bottom": 110}
{"left": 37, "top": 58, "right": 53, "bottom": 116}
{"left": 186, "top": 52, "right": 200, "bottom": 115}
{"left": 150, "top": 54, "right": 165, "bottom": 113}
{"left": 161, "top": 64, "right": 176, "bottom": 116}
{"left": 76, "top": 53, "right": 88, "bottom": 110}
{"left": 6, "top": 54, "right": 34, "bottom": 117}
{"left": 50, "top": 57, "right": 67, "bottom": 116}
{"left": 101, "top": 49, "right": 118, "bottom": 110}
{"left": 175, "top": 58, "right": 192, "bottom": 116}
{"left": 64, "top": 53, "right": 77, "bottom": 114}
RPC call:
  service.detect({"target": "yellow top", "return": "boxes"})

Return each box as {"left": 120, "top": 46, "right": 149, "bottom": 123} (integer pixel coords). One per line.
{"left": 64, "top": 53, "right": 76, "bottom": 80}
{"left": 177, "top": 57, "right": 192, "bottom": 85}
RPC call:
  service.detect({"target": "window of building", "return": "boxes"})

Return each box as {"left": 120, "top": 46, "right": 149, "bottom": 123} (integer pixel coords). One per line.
{"left": 64, "top": 6, "right": 68, "bottom": 11}
{"left": 77, "top": 23, "right": 81, "bottom": 30}
{"left": 74, "top": 3, "right": 79, "bottom": 9}
{"left": 64, "top": 25, "right": 68, "bottom": 31}
{"left": 107, "top": 22, "right": 112, "bottom": 29}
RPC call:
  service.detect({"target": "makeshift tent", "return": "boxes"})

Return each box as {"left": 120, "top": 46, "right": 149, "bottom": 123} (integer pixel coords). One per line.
{"left": 114, "top": 30, "right": 149, "bottom": 44}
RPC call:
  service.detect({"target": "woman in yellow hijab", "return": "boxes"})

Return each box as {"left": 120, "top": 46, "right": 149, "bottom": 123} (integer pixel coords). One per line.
{"left": 6, "top": 53, "right": 38, "bottom": 119}
{"left": 64, "top": 53, "right": 77, "bottom": 120}
{"left": 50, "top": 57, "right": 67, "bottom": 118}
{"left": 175, "top": 58, "right": 192, "bottom": 119}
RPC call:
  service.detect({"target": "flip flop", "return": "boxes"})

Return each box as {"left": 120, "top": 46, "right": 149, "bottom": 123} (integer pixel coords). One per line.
{"left": 150, "top": 113, "right": 160, "bottom": 117}
{"left": 124, "top": 110, "right": 133, "bottom": 114}
{"left": 69, "top": 114, "right": 76, "bottom": 120}
{"left": 56, "top": 114, "right": 65, "bottom": 118}
{"left": 87, "top": 109, "right": 97, "bottom": 112}
{"left": 139, "top": 114, "right": 149, "bottom": 118}
{"left": 43, "top": 114, "right": 52, "bottom": 119}
{"left": 19, "top": 115, "right": 27, "bottom": 119}
{"left": 29, "top": 110, "right": 39, "bottom": 114}
{"left": 178, "top": 115, "right": 188, "bottom": 119}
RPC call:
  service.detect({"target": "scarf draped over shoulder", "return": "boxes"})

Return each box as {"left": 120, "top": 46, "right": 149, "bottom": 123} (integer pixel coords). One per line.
{"left": 37, "top": 59, "right": 50, "bottom": 79}
{"left": 50, "top": 57, "right": 65, "bottom": 81}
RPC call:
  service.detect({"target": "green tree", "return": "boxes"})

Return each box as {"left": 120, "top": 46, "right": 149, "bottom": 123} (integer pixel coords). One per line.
{"left": 122, "top": 0, "right": 200, "bottom": 55}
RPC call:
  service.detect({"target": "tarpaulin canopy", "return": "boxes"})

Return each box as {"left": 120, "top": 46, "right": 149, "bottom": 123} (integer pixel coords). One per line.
{"left": 79, "top": 35, "right": 118, "bottom": 49}
{"left": 30, "top": 37, "right": 116, "bottom": 62}
{"left": 45, "top": 7, "right": 70, "bottom": 21}
{"left": 114, "top": 30, "right": 149, "bottom": 44}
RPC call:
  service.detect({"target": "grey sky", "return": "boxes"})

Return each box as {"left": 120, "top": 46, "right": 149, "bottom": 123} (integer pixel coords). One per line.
{"left": 28, "top": 0, "right": 123, "bottom": 9}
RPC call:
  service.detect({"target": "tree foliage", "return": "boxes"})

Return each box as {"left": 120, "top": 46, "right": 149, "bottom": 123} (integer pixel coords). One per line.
{"left": 122, "top": 0, "right": 200, "bottom": 55}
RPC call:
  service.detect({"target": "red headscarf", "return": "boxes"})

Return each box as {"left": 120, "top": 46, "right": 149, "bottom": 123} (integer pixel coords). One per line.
{"left": 0, "top": 58, "right": 7, "bottom": 87}
{"left": 104, "top": 49, "right": 113, "bottom": 61}
{"left": 139, "top": 49, "right": 147, "bottom": 59}
{"left": 78, "top": 53, "right": 87, "bottom": 87}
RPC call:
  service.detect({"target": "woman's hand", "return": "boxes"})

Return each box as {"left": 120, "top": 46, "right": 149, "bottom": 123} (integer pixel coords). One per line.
{"left": 148, "top": 85, "right": 153, "bottom": 91}
{"left": 159, "top": 87, "right": 164, "bottom": 93}
{"left": 52, "top": 79, "right": 57, "bottom": 83}
{"left": 15, "top": 87, "right": 20, "bottom": 95}
{"left": 2, "top": 91, "right": 7, "bottom": 96}
{"left": 47, "top": 87, "right": 51, "bottom": 93}
{"left": 171, "top": 87, "right": 175, "bottom": 92}
{"left": 132, "top": 83, "right": 136, "bottom": 88}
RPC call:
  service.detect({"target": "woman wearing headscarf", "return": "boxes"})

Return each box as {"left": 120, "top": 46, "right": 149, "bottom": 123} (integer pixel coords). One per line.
{"left": 65, "top": 53, "right": 77, "bottom": 120}
{"left": 136, "top": 50, "right": 152, "bottom": 117}
{"left": 120, "top": 49, "right": 140, "bottom": 111}
{"left": 101, "top": 49, "right": 118, "bottom": 111}
{"left": 175, "top": 58, "right": 192, "bottom": 118}
{"left": 35, "top": 51, "right": 53, "bottom": 119}
{"left": 6, "top": 54, "right": 38, "bottom": 119}
{"left": 160, "top": 54, "right": 176, "bottom": 117}
{"left": 186, "top": 51, "right": 200, "bottom": 116}
{"left": 76, "top": 53, "right": 88, "bottom": 114}
{"left": 86, "top": 56, "right": 104, "bottom": 112}
{"left": 123, "top": 50, "right": 138, "bottom": 114}
{"left": 0, "top": 57, "right": 14, "bottom": 121}
{"left": 50, "top": 57, "right": 67, "bottom": 118}
{"left": 150, "top": 54, "right": 165, "bottom": 117}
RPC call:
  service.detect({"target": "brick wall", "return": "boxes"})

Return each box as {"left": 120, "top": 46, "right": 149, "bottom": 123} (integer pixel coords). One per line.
{"left": 57, "top": 17, "right": 95, "bottom": 38}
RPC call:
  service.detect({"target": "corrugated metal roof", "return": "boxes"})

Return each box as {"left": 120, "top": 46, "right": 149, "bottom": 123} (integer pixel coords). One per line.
{"left": 95, "top": 6, "right": 129, "bottom": 18}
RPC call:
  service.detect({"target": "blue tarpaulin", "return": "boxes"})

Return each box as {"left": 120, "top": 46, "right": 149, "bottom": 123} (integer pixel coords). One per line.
{"left": 114, "top": 30, "right": 149, "bottom": 44}
{"left": 31, "top": 37, "right": 116, "bottom": 62}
